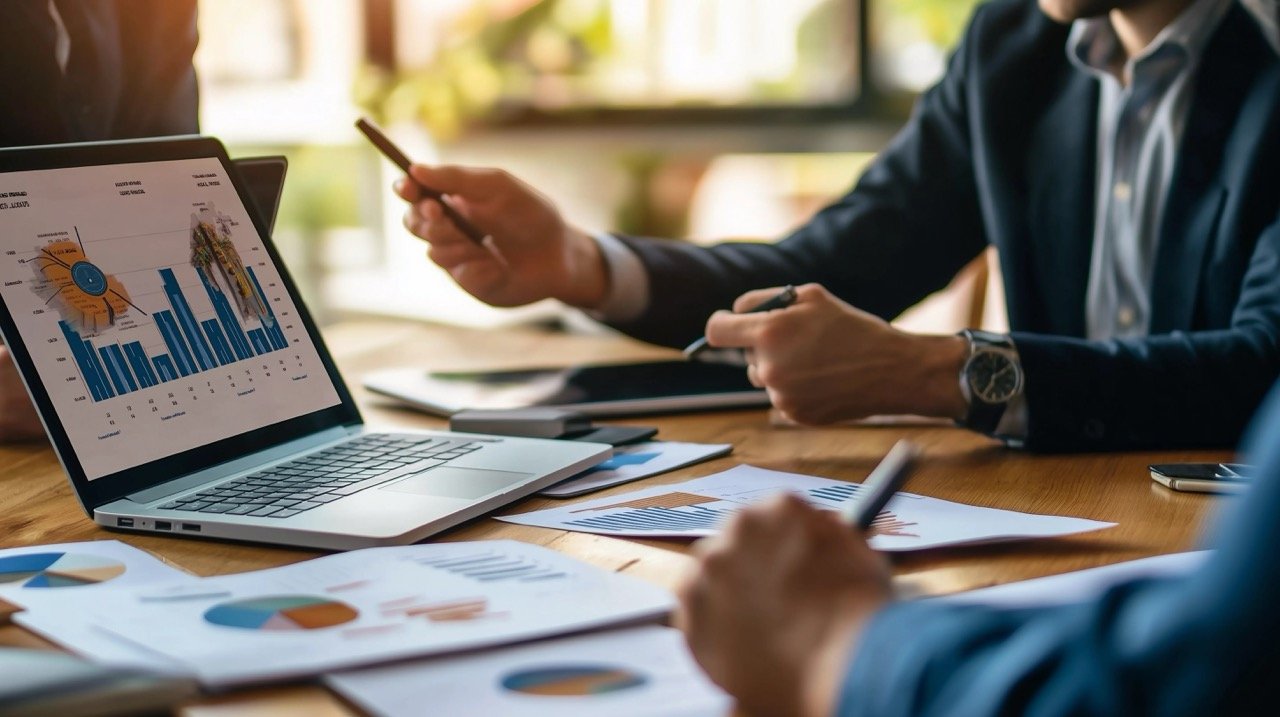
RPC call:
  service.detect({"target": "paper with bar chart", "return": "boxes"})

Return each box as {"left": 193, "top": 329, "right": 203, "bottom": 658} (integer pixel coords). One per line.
{"left": 0, "top": 158, "right": 340, "bottom": 479}
{"left": 48, "top": 541, "right": 671, "bottom": 687}
{"left": 541, "top": 442, "right": 733, "bottom": 497}
{"left": 327, "top": 626, "right": 730, "bottom": 717}
{"left": 501, "top": 465, "right": 1115, "bottom": 551}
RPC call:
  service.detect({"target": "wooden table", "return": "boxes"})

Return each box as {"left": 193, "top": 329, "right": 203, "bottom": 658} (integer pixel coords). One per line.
{"left": 0, "top": 320, "right": 1230, "bottom": 716}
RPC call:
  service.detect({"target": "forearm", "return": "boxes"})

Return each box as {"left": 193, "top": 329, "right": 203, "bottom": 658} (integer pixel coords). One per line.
{"left": 603, "top": 236, "right": 822, "bottom": 348}
{"left": 834, "top": 386, "right": 1280, "bottom": 716}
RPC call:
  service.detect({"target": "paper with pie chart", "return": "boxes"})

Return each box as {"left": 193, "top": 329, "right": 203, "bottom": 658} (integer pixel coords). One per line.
{"left": 0, "top": 540, "right": 190, "bottom": 601}
{"left": 53, "top": 541, "right": 672, "bottom": 687}
{"left": 327, "top": 626, "right": 730, "bottom": 717}
{"left": 541, "top": 442, "right": 732, "bottom": 497}
{"left": 503, "top": 465, "right": 1115, "bottom": 550}
{"left": 1, "top": 539, "right": 196, "bottom": 667}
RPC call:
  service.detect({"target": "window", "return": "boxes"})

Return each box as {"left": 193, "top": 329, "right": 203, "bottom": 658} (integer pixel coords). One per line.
{"left": 195, "top": 0, "right": 983, "bottom": 326}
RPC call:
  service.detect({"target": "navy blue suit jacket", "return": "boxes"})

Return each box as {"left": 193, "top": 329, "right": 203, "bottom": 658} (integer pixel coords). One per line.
{"left": 838, "top": 379, "right": 1280, "bottom": 716}
{"left": 609, "top": 0, "right": 1280, "bottom": 451}
{"left": 0, "top": 0, "right": 199, "bottom": 146}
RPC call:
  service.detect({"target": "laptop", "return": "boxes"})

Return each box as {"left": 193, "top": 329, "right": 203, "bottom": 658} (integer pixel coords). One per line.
{"left": 0, "top": 137, "right": 611, "bottom": 550}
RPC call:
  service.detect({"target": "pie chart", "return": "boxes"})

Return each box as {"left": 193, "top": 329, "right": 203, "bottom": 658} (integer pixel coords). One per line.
{"left": 0, "top": 552, "right": 127, "bottom": 589}
{"left": 500, "top": 665, "right": 648, "bottom": 697}
{"left": 204, "top": 595, "right": 359, "bottom": 631}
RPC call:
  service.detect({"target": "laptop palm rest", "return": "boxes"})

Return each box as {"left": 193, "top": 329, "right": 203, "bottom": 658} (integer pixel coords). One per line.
{"left": 381, "top": 467, "right": 533, "bottom": 500}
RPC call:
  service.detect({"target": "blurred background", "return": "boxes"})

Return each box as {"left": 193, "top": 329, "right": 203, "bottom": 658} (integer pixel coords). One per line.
{"left": 196, "top": 0, "right": 1002, "bottom": 334}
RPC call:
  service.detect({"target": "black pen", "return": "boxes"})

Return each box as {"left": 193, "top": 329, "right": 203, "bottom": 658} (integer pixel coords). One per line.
{"left": 356, "top": 116, "right": 489, "bottom": 247}
{"left": 682, "top": 285, "right": 799, "bottom": 360}
{"left": 841, "top": 440, "right": 919, "bottom": 530}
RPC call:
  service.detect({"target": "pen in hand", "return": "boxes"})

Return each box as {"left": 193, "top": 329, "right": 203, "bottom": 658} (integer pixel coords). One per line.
{"left": 683, "top": 285, "right": 799, "bottom": 361}
{"left": 355, "top": 117, "right": 500, "bottom": 257}
{"left": 840, "top": 440, "right": 919, "bottom": 530}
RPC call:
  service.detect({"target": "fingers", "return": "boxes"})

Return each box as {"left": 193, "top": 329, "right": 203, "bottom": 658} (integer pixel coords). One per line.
{"left": 392, "top": 177, "right": 419, "bottom": 202}
{"left": 403, "top": 199, "right": 477, "bottom": 249}
{"left": 704, "top": 310, "right": 769, "bottom": 349}
{"left": 408, "top": 163, "right": 504, "bottom": 198}
{"left": 732, "top": 287, "right": 789, "bottom": 313}
{"left": 715, "top": 494, "right": 818, "bottom": 554}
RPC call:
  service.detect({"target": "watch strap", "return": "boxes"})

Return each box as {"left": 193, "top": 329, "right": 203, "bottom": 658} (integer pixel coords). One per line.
{"left": 959, "top": 330, "right": 1022, "bottom": 435}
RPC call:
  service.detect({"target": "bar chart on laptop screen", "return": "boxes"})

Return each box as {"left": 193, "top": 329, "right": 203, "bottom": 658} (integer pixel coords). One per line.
{"left": 0, "top": 158, "right": 341, "bottom": 480}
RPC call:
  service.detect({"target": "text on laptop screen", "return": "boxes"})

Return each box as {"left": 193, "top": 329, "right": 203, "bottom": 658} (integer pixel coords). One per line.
{"left": 0, "top": 158, "right": 342, "bottom": 480}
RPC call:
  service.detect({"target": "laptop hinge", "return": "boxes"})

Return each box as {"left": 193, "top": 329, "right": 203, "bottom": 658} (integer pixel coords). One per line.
{"left": 124, "top": 426, "right": 356, "bottom": 504}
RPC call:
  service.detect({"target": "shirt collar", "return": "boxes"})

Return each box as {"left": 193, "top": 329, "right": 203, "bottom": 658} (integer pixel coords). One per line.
{"left": 1067, "top": 0, "right": 1233, "bottom": 82}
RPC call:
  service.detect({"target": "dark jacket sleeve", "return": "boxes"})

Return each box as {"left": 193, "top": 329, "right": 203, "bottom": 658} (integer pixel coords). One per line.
{"left": 836, "top": 382, "right": 1280, "bottom": 717}
{"left": 1013, "top": 212, "right": 1280, "bottom": 451}
{"left": 113, "top": 0, "right": 200, "bottom": 138}
{"left": 606, "top": 8, "right": 991, "bottom": 349}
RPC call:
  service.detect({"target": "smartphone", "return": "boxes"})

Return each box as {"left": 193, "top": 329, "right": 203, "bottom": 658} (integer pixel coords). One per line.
{"left": 1149, "top": 463, "right": 1254, "bottom": 494}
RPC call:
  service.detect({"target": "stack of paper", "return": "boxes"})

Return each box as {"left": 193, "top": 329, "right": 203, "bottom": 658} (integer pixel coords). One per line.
{"left": 0, "top": 540, "right": 198, "bottom": 670}
{"left": 502, "top": 465, "right": 1116, "bottom": 550}
{"left": 23, "top": 541, "right": 672, "bottom": 687}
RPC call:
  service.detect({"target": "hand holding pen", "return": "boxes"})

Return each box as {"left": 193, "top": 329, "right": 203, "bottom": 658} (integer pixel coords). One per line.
{"left": 367, "top": 117, "right": 615, "bottom": 310}
{"left": 700, "top": 283, "right": 944, "bottom": 425}
{"left": 684, "top": 285, "right": 798, "bottom": 362}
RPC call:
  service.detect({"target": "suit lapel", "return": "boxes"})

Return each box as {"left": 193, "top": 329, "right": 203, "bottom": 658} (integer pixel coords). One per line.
{"left": 1149, "top": 4, "right": 1268, "bottom": 332}
{"left": 1026, "top": 71, "right": 1098, "bottom": 337}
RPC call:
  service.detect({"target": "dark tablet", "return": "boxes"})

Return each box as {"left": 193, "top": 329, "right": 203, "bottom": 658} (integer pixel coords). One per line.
{"left": 363, "top": 360, "right": 769, "bottom": 417}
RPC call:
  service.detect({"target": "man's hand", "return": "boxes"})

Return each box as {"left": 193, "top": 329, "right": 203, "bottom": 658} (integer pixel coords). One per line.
{"left": 705, "top": 283, "right": 969, "bottom": 424}
{"left": 0, "top": 347, "right": 44, "bottom": 442}
{"left": 395, "top": 164, "right": 610, "bottom": 309}
{"left": 676, "top": 495, "right": 893, "bottom": 717}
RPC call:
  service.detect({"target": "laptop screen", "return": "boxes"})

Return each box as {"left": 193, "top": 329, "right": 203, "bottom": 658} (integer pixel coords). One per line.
{"left": 0, "top": 157, "right": 343, "bottom": 481}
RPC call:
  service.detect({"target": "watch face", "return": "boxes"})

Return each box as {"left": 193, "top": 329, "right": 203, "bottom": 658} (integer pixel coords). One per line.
{"left": 967, "top": 350, "right": 1020, "bottom": 404}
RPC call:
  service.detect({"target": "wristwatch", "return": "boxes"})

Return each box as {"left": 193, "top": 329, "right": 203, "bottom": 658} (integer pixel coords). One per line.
{"left": 958, "top": 329, "right": 1024, "bottom": 435}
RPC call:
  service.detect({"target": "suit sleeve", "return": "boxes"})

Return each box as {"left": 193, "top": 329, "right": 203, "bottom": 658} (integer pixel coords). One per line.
{"left": 604, "top": 10, "right": 992, "bottom": 349}
{"left": 1012, "top": 212, "right": 1280, "bottom": 451}
{"left": 114, "top": 0, "right": 200, "bottom": 137}
{"left": 835, "top": 382, "right": 1280, "bottom": 717}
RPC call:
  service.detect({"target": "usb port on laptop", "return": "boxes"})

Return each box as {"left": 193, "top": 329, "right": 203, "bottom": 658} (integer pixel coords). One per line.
{"left": 117, "top": 517, "right": 134, "bottom": 527}
{"left": 181, "top": 523, "right": 201, "bottom": 532}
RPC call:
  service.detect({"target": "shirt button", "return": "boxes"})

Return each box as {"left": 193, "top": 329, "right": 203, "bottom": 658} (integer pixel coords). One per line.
{"left": 1117, "top": 305, "right": 1136, "bottom": 328}
{"left": 1113, "top": 182, "right": 1132, "bottom": 201}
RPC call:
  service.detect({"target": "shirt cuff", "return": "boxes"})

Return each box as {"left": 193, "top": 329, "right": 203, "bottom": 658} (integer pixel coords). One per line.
{"left": 584, "top": 231, "right": 650, "bottom": 324}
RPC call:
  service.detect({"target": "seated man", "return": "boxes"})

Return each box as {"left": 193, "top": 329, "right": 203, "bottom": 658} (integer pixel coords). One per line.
{"left": 0, "top": 0, "right": 198, "bottom": 441}
{"left": 674, "top": 377, "right": 1280, "bottom": 716}
{"left": 397, "top": 0, "right": 1280, "bottom": 451}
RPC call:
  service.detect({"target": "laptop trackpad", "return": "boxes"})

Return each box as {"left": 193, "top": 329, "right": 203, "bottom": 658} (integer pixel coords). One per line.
{"left": 381, "top": 467, "right": 533, "bottom": 500}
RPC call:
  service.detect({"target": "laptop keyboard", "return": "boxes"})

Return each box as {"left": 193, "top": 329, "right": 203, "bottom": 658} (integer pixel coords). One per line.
{"left": 158, "top": 434, "right": 482, "bottom": 519}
